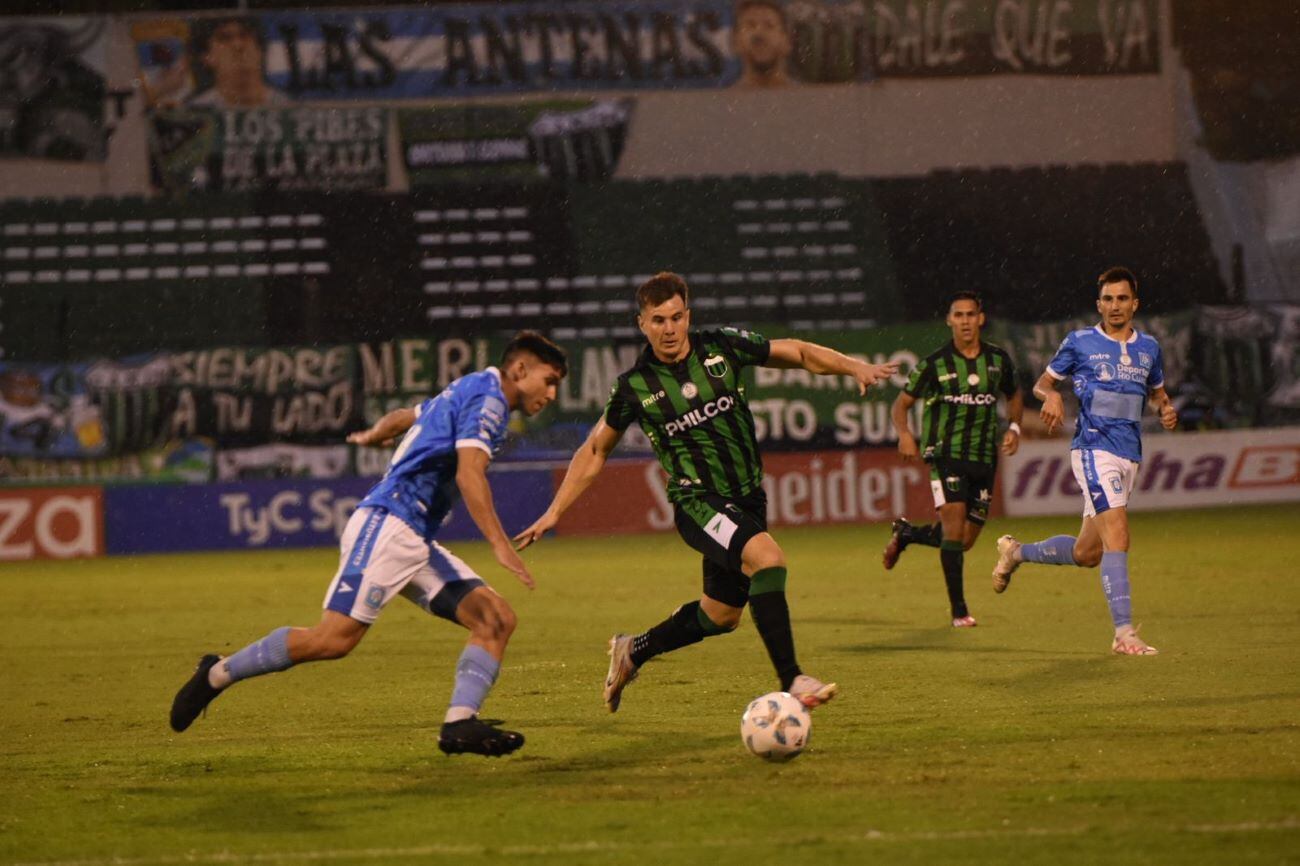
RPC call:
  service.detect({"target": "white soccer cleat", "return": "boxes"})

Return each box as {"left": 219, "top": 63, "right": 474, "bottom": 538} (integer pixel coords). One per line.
{"left": 603, "top": 633, "right": 639, "bottom": 713}
{"left": 952, "top": 615, "right": 978, "bottom": 628}
{"left": 788, "top": 674, "right": 839, "bottom": 709}
{"left": 992, "top": 535, "right": 1021, "bottom": 594}
{"left": 1112, "top": 626, "right": 1159, "bottom": 656}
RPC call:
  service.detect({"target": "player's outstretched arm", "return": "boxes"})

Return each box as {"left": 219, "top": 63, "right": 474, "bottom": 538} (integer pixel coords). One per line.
{"left": 513, "top": 420, "right": 624, "bottom": 550}
{"left": 891, "top": 391, "right": 920, "bottom": 461}
{"left": 766, "top": 338, "right": 899, "bottom": 395}
{"left": 1150, "top": 385, "right": 1178, "bottom": 430}
{"left": 346, "top": 406, "right": 417, "bottom": 447}
{"left": 456, "top": 446, "right": 535, "bottom": 589}
{"left": 1032, "top": 372, "right": 1066, "bottom": 435}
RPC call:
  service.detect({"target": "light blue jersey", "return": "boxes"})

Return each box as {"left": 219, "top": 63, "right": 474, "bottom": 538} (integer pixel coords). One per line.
{"left": 359, "top": 368, "right": 509, "bottom": 540}
{"left": 1046, "top": 325, "right": 1164, "bottom": 462}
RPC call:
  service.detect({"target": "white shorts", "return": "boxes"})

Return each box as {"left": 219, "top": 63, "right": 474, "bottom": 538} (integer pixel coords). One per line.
{"left": 1071, "top": 448, "right": 1139, "bottom": 518}
{"left": 322, "top": 507, "right": 485, "bottom": 625}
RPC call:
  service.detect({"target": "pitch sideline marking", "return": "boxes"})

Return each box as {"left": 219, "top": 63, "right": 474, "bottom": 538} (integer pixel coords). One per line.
{"left": 13, "top": 818, "right": 1298, "bottom": 866}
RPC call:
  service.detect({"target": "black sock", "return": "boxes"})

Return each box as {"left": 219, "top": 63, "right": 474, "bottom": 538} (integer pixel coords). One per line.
{"left": 939, "top": 541, "right": 968, "bottom": 618}
{"left": 629, "top": 601, "right": 726, "bottom": 667}
{"left": 907, "top": 522, "right": 943, "bottom": 548}
{"left": 749, "top": 567, "right": 801, "bottom": 691}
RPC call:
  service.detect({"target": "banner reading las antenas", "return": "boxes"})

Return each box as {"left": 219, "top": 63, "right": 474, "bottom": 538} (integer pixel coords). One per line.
{"left": 127, "top": 0, "right": 1160, "bottom": 105}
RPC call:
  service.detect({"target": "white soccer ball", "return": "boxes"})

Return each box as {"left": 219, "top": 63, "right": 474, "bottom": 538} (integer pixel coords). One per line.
{"left": 740, "top": 691, "right": 811, "bottom": 762}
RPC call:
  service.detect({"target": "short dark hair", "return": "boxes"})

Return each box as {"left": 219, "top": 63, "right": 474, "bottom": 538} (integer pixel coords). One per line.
{"left": 1097, "top": 266, "right": 1138, "bottom": 296}
{"left": 947, "top": 290, "right": 982, "bottom": 312}
{"left": 501, "top": 330, "right": 568, "bottom": 378}
{"left": 636, "top": 271, "right": 690, "bottom": 311}
{"left": 190, "top": 16, "right": 264, "bottom": 59}
{"left": 737, "top": 0, "right": 789, "bottom": 28}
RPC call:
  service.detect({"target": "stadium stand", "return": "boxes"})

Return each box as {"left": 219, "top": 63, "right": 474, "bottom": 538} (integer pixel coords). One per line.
{"left": 874, "top": 162, "right": 1228, "bottom": 320}
{"left": 2, "top": 165, "right": 1228, "bottom": 361}
{"left": 1172, "top": 0, "right": 1300, "bottom": 163}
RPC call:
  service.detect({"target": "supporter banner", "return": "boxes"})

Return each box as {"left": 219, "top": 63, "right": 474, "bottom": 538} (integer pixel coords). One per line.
{"left": 0, "top": 486, "right": 103, "bottom": 561}
{"left": 167, "top": 345, "right": 362, "bottom": 446}
{"left": 126, "top": 0, "right": 1158, "bottom": 108}
{"left": 1001, "top": 427, "right": 1300, "bottom": 517}
{"left": 0, "top": 357, "right": 170, "bottom": 460}
{"left": 148, "top": 106, "right": 387, "bottom": 193}
{"left": 0, "top": 363, "right": 108, "bottom": 459}
{"left": 215, "top": 444, "right": 350, "bottom": 480}
{"left": 1197, "top": 305, "right": 1300, "bottom": 417}
{"left": 355, "top": 325, "right": 950, "bottom": 455}
{"left": 0, "top": 439, "right": 214, "bottom": 487}
{"left": 553, "top": 448, "right": 944, "bottom": 535}
{"left": 746, "top": 322, "right": 949, "bottom": 449}
{"left": 104, "top": 467, "right": 552, "bottom": 554}
{"left": 0, "top": 18, "right": 109, "bottom": 162}
{"left": 831, "top": 0, "right": 1160, "bottom": 80}
{"left": 400, "top": 99, "right": 633, "bottom": 185}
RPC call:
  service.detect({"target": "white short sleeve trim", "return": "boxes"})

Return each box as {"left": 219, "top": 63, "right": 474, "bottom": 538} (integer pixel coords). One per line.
{"left": 454, "top": 439, "right": 493, "bottom": 455}
{"left": 1044, "top": 366, "right": 1066, "bottom": 380}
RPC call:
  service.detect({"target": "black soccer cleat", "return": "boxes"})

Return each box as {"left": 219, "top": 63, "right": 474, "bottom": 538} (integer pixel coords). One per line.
{"left": 438, "top": 716, "right": 525, "bottom": 757}
{"left": 882, "top": 518, "right": 911, "bottom": 570}
{"left": 170, "top": 654, "right": 224, "bottom": 733}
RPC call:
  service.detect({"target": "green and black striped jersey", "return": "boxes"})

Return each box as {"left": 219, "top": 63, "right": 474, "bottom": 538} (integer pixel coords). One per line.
{"left": 604, "top": 327, "right": 769, "bottom": 503}
{"left": 905, "top": 341, "right": 1017, "bottom": 465}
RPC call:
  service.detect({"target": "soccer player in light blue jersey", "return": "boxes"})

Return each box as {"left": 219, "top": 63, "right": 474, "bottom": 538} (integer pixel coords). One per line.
{"left": 991, "top": 268, "right": 1178, "bottom": 656}
{"left": 170, "top": 332, "right": 567, "bottom": 756}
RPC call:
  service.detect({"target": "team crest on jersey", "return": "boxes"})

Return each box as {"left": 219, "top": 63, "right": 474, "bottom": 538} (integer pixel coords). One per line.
{"left": 966, "top": 373, "right": 980, "bottom": 386}
{"left": 704, "top": 354, "right": 729, "bottom": 379}
{"left": 681, "top": 382, "right": 699, "bottom": 399}
{"left": 945, "top": 476, "right": 961, "bottom": 492}
{"left": 1095, "top": 362, "right": 1116, "bottom": 381}
{"left": 1139, "top": 352, "right": 1152, "bottom": 369}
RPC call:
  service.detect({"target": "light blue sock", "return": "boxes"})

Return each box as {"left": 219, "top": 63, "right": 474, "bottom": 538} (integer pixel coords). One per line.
{"left": 1100, "top": 552, "right": 1132, "bottom": 628}
{"left": 224, "top": 627, "right": 294, "bottom": 684}
{"left": 447, "top": 645, "right": 500, "bottom": 721}
{"left": 1019, "top": 536, "right": 1078, "bottom": 565}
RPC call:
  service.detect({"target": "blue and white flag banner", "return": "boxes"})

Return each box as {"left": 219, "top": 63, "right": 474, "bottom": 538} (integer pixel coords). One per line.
{"left": 127, "top": 0, "right": 1161, "bottom": 108}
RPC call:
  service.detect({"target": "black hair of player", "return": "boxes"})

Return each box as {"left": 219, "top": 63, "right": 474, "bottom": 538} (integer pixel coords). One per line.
{"left": 1097, "top": 266, "right": 1138, "bottom": 296}
{"left": 501, "top": 331, "right": 568, "bottom": 378}
{"left": 946, "top": 290, "right": 983, "bottom": 313}
{"left": 636, "top": 271, "right": 690, "bottom": 311}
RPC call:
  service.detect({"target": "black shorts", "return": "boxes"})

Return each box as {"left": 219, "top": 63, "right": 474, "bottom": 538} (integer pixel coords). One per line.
{"left": 928, "top": 457, "right": 997, "bottom": 525}
{"left": 673, "top": 488, "right": 768, "bottom": 609}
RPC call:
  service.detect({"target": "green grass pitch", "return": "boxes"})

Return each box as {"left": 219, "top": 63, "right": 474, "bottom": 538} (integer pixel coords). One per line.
{"left": 2, "top": 505, "right": 1297, "bottom": 865}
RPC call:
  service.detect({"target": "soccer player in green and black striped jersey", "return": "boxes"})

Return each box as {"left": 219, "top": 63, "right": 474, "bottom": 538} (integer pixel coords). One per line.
{"left": 515, "top": 272, "right": 898, "bottom": 715}
{"left": 884, "top": 291, "right": 1024, "bottom": 627}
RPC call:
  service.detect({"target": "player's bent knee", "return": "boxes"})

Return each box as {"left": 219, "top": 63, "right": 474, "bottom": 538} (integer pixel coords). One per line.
{"left": 742, "top": 534, "right": 786, "bottom": 573}
{"left": 1074, "top": 547, "right": 1102, "bottom": 568}
{"left": 711, "top": 609, "right": 743, "bottom": 631}
{"left": 463, "top": 594, "right": 516, "bottom": 642}
{"left": 492, "top": 601, "right": 518, "bottom": 639}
